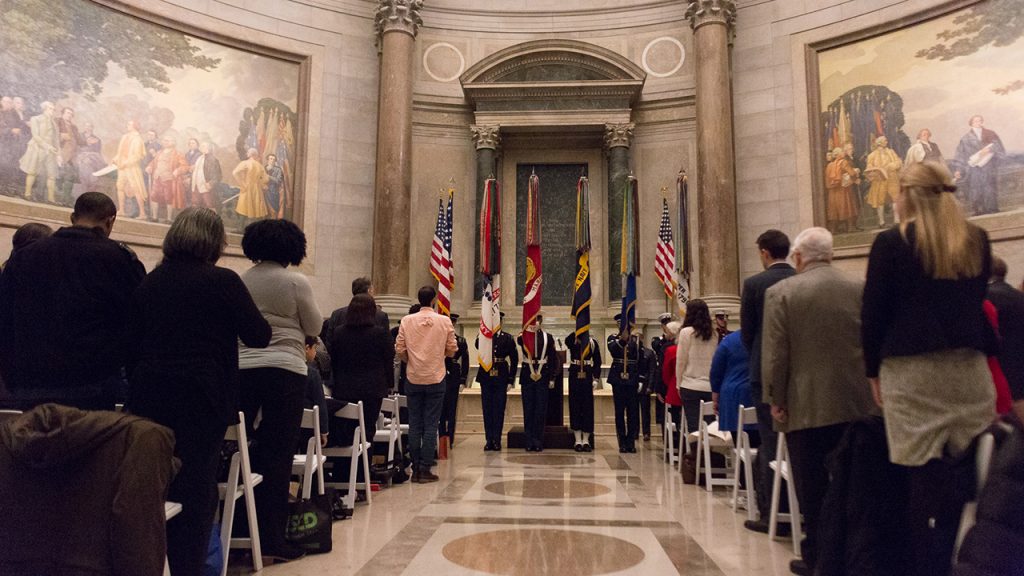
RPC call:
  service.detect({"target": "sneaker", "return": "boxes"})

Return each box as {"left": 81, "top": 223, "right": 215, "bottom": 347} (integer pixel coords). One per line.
{"left": 418, "top": 470, "right": 440, "bottom": 483}
{"left": 263, "top": 544, "right": 306, "bottom": 563}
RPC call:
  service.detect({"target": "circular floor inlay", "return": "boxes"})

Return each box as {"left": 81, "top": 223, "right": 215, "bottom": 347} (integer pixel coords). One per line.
{"left": 443, "top": 528, "right": 645, "bottom": 575}
{"left": 484, "top": 478, "right": 611, "bottom": 499}
{"left": 505, "top": 454, "right": 596, "bottom": 466}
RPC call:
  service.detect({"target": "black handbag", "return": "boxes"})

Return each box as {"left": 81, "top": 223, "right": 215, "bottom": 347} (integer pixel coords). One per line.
{"left": 285, "top": 491, "right": 334, "bottom": 554}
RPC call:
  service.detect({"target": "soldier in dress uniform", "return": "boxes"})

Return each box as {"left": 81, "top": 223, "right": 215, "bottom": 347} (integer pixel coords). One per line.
{"left": 565, "top": 330, "right": 602, "bottom": 452}
{"left": 607, "top": 314, "right": 648, "bottom": 453}
{"left": 517, "top": 315, "right": 558, "bottom": 452}
{"left": 650, "top": 313, "right": 673, "bottom": 426}
{"left": 439, "top": 313, "right": 470, "bottom": 445}
{"left": 475, "top": 312, "right": 518, "bottom": 451}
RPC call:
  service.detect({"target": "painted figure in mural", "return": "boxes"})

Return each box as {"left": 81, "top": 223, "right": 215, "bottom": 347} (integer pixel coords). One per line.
{"left": 142, "top": 129, "right": 160, "bottom": 195}
{"left": 264, "top": 153, "right": 285, "bottom": 219}
{"left": 55, "top": 107, "right": 85, "bottom": 207}
{"left": 0, "top": 97, "right": 30, "bottom": 190}
{"left": 147, "top": 136, "right": 190, "bottom": 224}
{"left": 184, "top": 137, "right": 201, "bottom": 206}
{"left": 112, "top": 120, "right": 148, "bottom": 218}
{"left": 826, "top": 146, "right": 861, "bottom": 233}
{"left": 904, "top": 128, "right": 945, "bottom": 167}
{"left": 18, "top": 101, "right": 60, "bottom": 203}
{"left": 954, "top": 115, "right": 1005, "bottom": 216}
{"left": 74, "top": 122, "right": 107, "bottom": 198}
{"left": 233, "top": 147, "right": 269, "bottom": 221}
{"left": 865, "top": 136, "right": 902, "bottom": 228}
{"left": 190, "top": 142, "right": 222, "bottom": 211}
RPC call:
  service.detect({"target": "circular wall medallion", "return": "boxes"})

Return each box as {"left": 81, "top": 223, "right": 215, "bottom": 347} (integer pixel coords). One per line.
{"left": 641, "top": 36, "right": 685, "bottom": 78}
{"left": 423, "top": 42, "right": 465, "bottom": 83}
{"left": 443, "top": 528, "right": 645, "bottom": 575}
{"left": 484, "top": 478, "right": 611, "bottom": 499}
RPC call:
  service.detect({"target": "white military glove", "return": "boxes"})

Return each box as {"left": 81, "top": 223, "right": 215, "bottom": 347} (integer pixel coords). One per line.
{"left": 637, "top": 382, "right": 643, "bottom": 393}
{"left": 548, "top": 381, "right": 555, "bottom": 390}
{"left": 593, "top": 380, "right": 602, "bottom": 391}
{"left": 460, "top": 382, "right": 467, "bottom": 390}
{"left": 507, "top": 384, "right": 514, "bottom": 392}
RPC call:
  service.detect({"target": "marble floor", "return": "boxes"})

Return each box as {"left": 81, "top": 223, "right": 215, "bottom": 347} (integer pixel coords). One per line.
{"left": 246, "top": 435, "right": 799, "bottom": 576}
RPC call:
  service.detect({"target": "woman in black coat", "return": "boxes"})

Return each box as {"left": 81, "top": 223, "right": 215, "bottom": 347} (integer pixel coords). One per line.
{"left": 128, "top": 207, "right": 271, "bottom": 576}
{"left": 329, "top": 293, "right": 394, "bottom": 449}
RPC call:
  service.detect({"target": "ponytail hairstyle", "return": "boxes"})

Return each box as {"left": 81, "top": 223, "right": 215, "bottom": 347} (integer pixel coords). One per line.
{"left": 897, "top": 161, "right": 982, "bottom": 279}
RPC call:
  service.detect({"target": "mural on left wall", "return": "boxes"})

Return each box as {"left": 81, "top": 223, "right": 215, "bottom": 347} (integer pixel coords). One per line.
{"left": 0, "top": 0, "right": 302, "bottom": 232}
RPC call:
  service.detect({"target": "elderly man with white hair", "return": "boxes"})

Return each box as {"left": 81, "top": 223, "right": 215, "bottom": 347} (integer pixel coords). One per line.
{"left": 760, "top": 227, "right": 878, "bottom": 576}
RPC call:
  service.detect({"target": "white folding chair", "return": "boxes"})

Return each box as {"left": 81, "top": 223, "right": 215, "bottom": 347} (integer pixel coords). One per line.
{"left": 731, "top": 405, "right": 759, "bottom": 521}
{"left": 217, "top": 412, "right": 262, "bottom": 576}
{"left": 768, "top": 432, "right": 803, "bottom": 558}
{"left": 374, "top": 396, "right": 402, "bottom": 468}
{"left": 324, "top": 401, "right": 373, "bottom": 509}
{"left": 291, "top": 406, "right": 326, "bottom": 500}
{"left": 691, "top": 400, "right": 734, "bottom": 491}
{"left": 0, "top": 409, "right": 23, "bottom": 424}
{"left": 163, "top": 502, "right": 183, "bottom": 576}
{"left": 663, "top": 403, "right": 679, "bottom": 467}
{"left": 954, "top": 429, "right": 999, "bottom": 560}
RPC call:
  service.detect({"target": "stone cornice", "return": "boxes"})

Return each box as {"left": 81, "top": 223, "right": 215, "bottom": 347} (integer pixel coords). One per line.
{"left": 684, "top": 0, "right": 737, "bottom": 32}
{"left": 604, "top": 123, "right": 636, "bottom": 149}
{"left": 375, "top": 0, "right": 423, "bottom": 39}
{"left": 471, "top": 125, "right": 501, "bottom": 150}
{"left": 462, "top": 39, "right": 645, "bottom": 85}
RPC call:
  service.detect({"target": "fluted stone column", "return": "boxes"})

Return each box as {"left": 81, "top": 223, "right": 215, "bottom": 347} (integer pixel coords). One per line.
{"left": 686, "top": 0, "right": 741, "bottom": 311}
{"left": 471, "top": 125, "right": 500, "bottom": 300}
{"left": 371, "top": 0, "right": 422, "bottom": 314}
{"left": 605, "top": 123, "right": 634, "bottom": 303}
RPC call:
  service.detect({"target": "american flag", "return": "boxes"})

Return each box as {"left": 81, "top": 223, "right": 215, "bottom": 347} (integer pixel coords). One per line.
{"left": 430, "top": 190, "right": 454, "bottom": 315}
{"left": 654, "top": 198, "right": 676, "bottom": 299}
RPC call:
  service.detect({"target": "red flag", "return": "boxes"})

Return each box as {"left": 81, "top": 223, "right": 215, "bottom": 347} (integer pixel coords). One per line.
{"left": 522, "top": 171, "right": 542, "bottom": 359}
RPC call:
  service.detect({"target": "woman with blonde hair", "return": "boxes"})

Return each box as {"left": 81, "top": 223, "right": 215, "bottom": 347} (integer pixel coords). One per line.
{"left": 862, "top": 161, "right": 995, "bottom": 576}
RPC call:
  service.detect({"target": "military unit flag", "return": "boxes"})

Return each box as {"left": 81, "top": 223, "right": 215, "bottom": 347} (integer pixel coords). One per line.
{"left": 477, "top": 178, "right": 502, "bottom": 372}
{"left": 521, "top": 171, "right": 543, "bottom": 360}
{"left": 676, "top": 170, "right": 691, "bottom": 311}
{"left": 572, "top": 175, "right": 593, "bottom": 358}
{"left": 619, "top": 175, "right": 640, "bottom": 334}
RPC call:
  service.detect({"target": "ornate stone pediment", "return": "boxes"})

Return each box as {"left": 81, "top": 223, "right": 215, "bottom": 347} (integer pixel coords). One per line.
{"left": 460, "top": 39, "right": 646, "bottom": 128}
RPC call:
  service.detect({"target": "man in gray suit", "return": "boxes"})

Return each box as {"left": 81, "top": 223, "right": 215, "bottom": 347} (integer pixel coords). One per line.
{"left": 762, "top": 227, "right": 877, "bottom": 576}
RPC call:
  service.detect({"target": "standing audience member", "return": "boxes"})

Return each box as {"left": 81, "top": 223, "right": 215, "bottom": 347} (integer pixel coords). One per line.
{"left": 439, "top": 313, "right": 470, "bottom": 446}
{"left": 517, "top": 314, "right": 559, "bottom": 452}
{"left": 658, "top": 321, "right": 682, "bottom": 445}
{"left": 329, "top": 293, "right": 394, "bottom": 455}
{"left": 761, "top": 227, "right": 877, "bottom": 576}
{"left": 128, "top": 207, "right": 271, "bottom": 575}
{"left": 322, "top": 276, "right": 390, "bottom": 350}
{"left": 395, "top": 286, "right": 457, "bottom": 483}
{"left": 709, "top": 329, "right": 756, "bottom": 445}
{"left": 740, "top": 229, "right": 796, "bottom": 532}
{"left": 393, "top": 304, "right": 421, "bottom": 395}
{"left": 236, "top": 218, "right": 322, "bottom": 562}
{"left": 475, "top": 312, "right": 518, "bottom": 451}
{"left": 675, "top": 299, "right": 718, "bottom": 435}
{"left": 2, "top": 222, "right": 52, "bottom": 269}
{"left": 987, "top": 256, "right": 1024, "bottom": 420}
{"left": 0, "top": 192, "right": 144, "bottom": 411}
{"left": 862, "top": 161, "right": 995, "bottom": 576}
{"left": 303, "top": 336, "right": 329, "bottom": 448}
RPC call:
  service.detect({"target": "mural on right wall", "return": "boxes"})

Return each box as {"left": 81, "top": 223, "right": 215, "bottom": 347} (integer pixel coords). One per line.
{"left": 815, "top": 0, "right": 1024, "bottom": 244}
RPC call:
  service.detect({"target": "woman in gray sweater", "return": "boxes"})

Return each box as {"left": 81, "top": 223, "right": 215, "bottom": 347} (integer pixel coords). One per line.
{"left": 237, "top": 218, "right": 322, "bottom": 562}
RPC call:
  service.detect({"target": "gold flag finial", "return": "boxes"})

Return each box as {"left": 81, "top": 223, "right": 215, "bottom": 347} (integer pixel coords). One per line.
{"left": 660, "top": 186, "right": 669, "bottom": 199}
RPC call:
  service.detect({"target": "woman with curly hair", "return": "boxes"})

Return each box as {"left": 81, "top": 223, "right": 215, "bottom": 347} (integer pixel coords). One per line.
{"left": 675, "top": 299, "right": 719, "bottom": 434}
{"left": 237, "top": 218, "right": 322, "bottom": 563}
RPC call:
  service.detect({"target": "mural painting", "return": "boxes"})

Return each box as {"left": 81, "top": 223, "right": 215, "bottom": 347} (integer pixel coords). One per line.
{"left": 815, "top": 0, "right": 1024, "bottom": 244}
{"left": 0, "top": 0, "right": 302, "bottom": 232}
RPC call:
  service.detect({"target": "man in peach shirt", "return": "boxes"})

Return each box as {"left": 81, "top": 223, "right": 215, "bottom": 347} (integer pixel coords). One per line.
{"left": 396, "top": 286, "right": 457, "bottom": 483}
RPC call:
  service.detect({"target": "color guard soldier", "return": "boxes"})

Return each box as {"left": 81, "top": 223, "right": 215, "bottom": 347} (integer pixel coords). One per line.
{"left": 517, "top": 315, "right": 558, "bottom": 452}
{"left": 607, "top": 315, "right": 647, "bottom": 453}
{"left": 565, "top": 330, "right": 602, "bottom": 452}
{"left": 475, "top": 312, "right": 518, "bottom": 451}
{"left": 439, "top": 313, "right": 470, "bottom": 445}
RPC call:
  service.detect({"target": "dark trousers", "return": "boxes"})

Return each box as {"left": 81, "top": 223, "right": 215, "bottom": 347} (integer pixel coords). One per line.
{"left": 655, "top": 395, "right": 665, "bottom": 425}
{"left": 239, "top": 367, "right": 305, "bottom": 553}
{"left": 480, "top": 380, "right": 508, "bottom": 446}
{"left": 667, "top": 404, "right": 683, "bottom": 447}
{"left": 521, "top": 379, "right": 549, "bottom": 449}
{"left": 751, "top": 384, "right": 783, "bottom": 519}
{"left": 333, "top": 395, "right": 382, "bottom": 451}
{"left": 438, "top": 379, "right": 461, "bottom": 441}
{"left": 906, "top": 458, "right": 974, "bottom": 576}
{"left": 568, "top": 379, "right": 595, "bottom": 434}
{"left": 638, "top": 392, "right": 652, "bottom": 438}
{"left": 786, "top": 423, "right": 848, "bottom": 571}
{"left": 680, "top": 388, "right": 713, "bottom": 437}
{"left": 611, "top": 383, "right": 638, "bottom": 450}
{"left": 406, "top": 382, "right": 445, "bottom": 470}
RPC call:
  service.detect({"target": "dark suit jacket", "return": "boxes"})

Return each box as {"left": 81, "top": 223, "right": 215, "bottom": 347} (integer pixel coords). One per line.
{"left": 988, "top": 280, "right": 1024, "bottom": 401}
{"left": 517, "top": 332, "right": 559, "bottom": 385}
{"left": 740, "top": 262, "right": 796, "bottom": 386}
{"left": 330, "top": 324, "right": 395, "bottom": 400}
{"left": 321, "top": 305, "right": 390, "bottom": 349}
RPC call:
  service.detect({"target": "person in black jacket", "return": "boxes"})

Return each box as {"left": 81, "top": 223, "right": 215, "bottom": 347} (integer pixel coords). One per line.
{"left": 517, "top": 315, "right": 558, "bottom": 452}
{"left": 475, "top": 312, "right": 518, "bottom": 451}
{"left": 321, "top": 276, "right": 390, "bottom": 351}
{"left": 607, "top": 317, "right": 647, "bottom": 453}
{"left": 739, "top": 228, "right": 795, "bottom": 532}
{"left": 0, "top": 192, "right": 145, "bottom": 411}
{"left": 987, "top": 257, "right": 1024, "bottom": 418}
{"left": 439, "top": 313, "right": 470, "bottom": 445}
{"left": 329, "top": 293, "right": 395, "bottom": 454}
{"left": 127, "top": 207, "right": 271, "bottom": 576}
{"left": 565, "top": 330, "right": 601, "bottom": 451}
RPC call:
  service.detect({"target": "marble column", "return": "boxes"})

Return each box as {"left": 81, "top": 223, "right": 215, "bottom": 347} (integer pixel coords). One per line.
{"left": 471, "top": 125, "right": 501, "bottom": 300}
{"left": 686, "top": 0, "right": 741, "bottom": 312}
{"left": 371, "top": 0, "right": 422, "bottom": 314}
{"left": 605, "top": 123, "right": 634, "bottom": 303}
